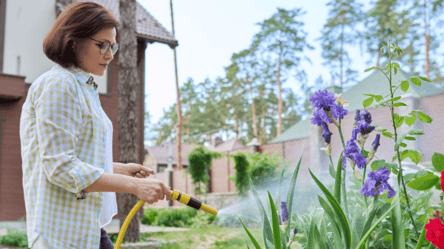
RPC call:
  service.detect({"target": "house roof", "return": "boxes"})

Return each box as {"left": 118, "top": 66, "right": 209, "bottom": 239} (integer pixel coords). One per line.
{"left": 145, "top": 143, "right": 198, "bottom": 166}
{"left": 63, "top": 0, "right": 178, "bottom": 48}
{"left": 207, "top": 139, "right": 246, "bottom": 152}
{"left": 269, "top": 70, "right": 444, "bottom": 144}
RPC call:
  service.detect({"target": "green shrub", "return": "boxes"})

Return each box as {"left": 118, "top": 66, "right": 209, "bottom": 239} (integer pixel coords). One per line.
{"left": 143, "top": 207, "right": 198, "bottom": 227}
{"left": 0, "top": 227, "right": 28, "bottom": 248}
{"left": 141, "top": 207, "right": 159, "bottom": 225}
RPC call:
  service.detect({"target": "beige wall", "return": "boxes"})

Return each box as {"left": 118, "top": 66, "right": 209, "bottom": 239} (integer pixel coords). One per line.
{"left": 3, "top": 0, "right": 109, "bottom": 93}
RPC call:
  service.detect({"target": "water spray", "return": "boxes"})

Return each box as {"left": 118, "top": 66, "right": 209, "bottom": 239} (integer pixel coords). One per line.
{"left": 114, "top": 189, "right": 218, "bottom": 249}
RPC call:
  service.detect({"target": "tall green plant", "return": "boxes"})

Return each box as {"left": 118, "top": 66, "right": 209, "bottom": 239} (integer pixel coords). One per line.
{"left": 187, "top": 146, "right": 222, "bottom": 196}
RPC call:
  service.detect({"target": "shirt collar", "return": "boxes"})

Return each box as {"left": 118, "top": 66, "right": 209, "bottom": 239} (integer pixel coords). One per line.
{"left": 67, "top": 66, "right": 92, "bottom": 85}
{"left": 58, "top": 65, "right": 97, "bottom": 91}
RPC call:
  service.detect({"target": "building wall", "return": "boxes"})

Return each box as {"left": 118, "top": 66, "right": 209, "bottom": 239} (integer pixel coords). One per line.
{"left": 418, "top": 93, "right": 444, "bottom": 162}
{"left": 3, "top": 0, "right": 109, "bottom": 92}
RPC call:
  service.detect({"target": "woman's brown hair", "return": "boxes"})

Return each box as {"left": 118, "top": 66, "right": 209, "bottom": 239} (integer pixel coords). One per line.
{"left": 43, "top": 2, "right": 120, "bottom": 68}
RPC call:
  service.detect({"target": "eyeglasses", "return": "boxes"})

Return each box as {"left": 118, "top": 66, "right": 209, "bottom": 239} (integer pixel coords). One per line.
{"left": 88, "top": 38, "right": 119, "bottom": 55}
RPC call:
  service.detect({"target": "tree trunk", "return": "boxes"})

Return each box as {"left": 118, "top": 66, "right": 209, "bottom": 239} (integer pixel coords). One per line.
{"left": 277, "top": 54, "right": 283, "bottom": 137}
{"left": 247, "top": 74, "right": 258, "bottom": 138}
{"left": 118, "top": 0, "right": 140, "bottom": 242}
{"left": 339, "top": 18, "right": 344, "bottom": 88}
{"left": 170, "top": 0, "right": 183, "bottom": 170}
{"left": 234, "top": 119, "right": 239, "bottom": 142}
{"left": 424, "top": 0, "right": 430, "bottom": 78}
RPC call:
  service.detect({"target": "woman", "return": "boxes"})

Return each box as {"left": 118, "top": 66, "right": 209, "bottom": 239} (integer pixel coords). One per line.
{"left": 19, "top": 2, "right": 171, "bottom": 249}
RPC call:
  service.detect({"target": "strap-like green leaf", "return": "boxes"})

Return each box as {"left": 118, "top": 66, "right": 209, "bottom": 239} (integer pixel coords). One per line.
{"left": 268, "top": 191, "right": 281, "bottom": 249}
{"left": 356, "top": 198, "right": 400, "bottom": 249}
{"left": 334, "top": 152, "right": 343, "bottom": 204}
{"left": 309, "top": 169, "right": 351, "bottom": 249}
{"left": 248, "top": 178, "right": 273, "bottom": 248}
{"left": 239, "top": 217, "right": 262, "bottom": 249}
{"left": 286, "top": 156, "right": 302, "bottom": 239}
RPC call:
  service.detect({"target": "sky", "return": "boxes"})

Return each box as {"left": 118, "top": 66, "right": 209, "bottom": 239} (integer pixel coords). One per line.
{"left": 138, "top": 0, "right": 372, "bottom": 143}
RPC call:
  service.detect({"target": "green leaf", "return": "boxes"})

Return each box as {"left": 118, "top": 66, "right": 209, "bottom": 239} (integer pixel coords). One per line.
{"left": 356, "top": 199, "right": 400, "bottom": 248}
{"left": 248, "top": 178, "right": 273, "bottom": 247}
{"left": 407, "top": 129, "right": 424, "bottom": 135}
{"left": 392, "top": 62, "right": 400, "bottom": 68}
{"left": 329, "top": 162, "right": 336, "bottom": 179}
{"left": 404, "top": 136, "right": 416, "bottom": 141}
{"left": 410, "top": 77, "right": 421, "bottom": 86}
{"left": 374, "top": 95, "right": 383, "bottom": 102}
{"left": 408, "top": 150, "right": 422, "bottom": 164}
{"left": 364, "top": 67, "right": 375, "bottom": 72}
{"left": 415, "top": 223, "right": 428, "bottom": 249}
{"left": 395, "top": 116, "right": 404, "bottom": 128}
{"left": 363, "top": 97, "right": 373, "bottom": 108}
{"left": 391, "top": 194, "right": 405, "bottom": 249}
{"left": 382, "top": 131, "right": 394, "bottom": 139}
{"left": 419, "top": 76, "right": 431, "bottom": 82}
{"left": 318, "top": 196, "right": 343, "bottom": 248}
{"left": 392, "top": 102, "right": 407, "bottom": 107}
{"left": 407, "top": 172, "right": 439, "bottom": 190}
{"left": 415, "top": 170, "right": 429, "bottom": 178}
{"left": 404, "top": 113, "right": 416, "bottom": 126}
{"left": 239, "top": 218, "right": 262, "bottom": 249}
{"left": 432, "top": 153, "right": 444, "bottom": 172}
{"left": 309, "top": 169, "right": 351, "bottom": 249}
{"left": 286, "top": 156, "right": 302, "bottom": 239}
{"left": 400, "top": 80, "right": 409, "bottom": 92}
{"left": 371, "top": 160, "right": 386, "bottom": 171}
{"left": 394, "top": 66, "right": 398, "bottom": 75}
{"left": 268, "top": 191, "right": 281, "bottom": 249}
{"left": 334, "top": 152, "right": 343, "bottom": 205}
{"left": 386, "top": 96, "right": 401, "bottom": 102}
{"left": 413, "top": 110, "right": 433, "bottom": 123}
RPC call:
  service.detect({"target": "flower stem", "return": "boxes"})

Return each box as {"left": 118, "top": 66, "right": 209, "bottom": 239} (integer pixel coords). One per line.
{"left": 338, "top": 119, "right": 346, "bottom": 149}
{"left": 337, "top": 118, "right": 349, "bottom": 217}
{"left": 386, "top": 44, "right": 419, "bottom": 235}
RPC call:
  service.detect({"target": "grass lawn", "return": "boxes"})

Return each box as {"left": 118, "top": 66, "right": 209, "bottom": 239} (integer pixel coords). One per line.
{"left": 126, "top": 225, "right": 302, "bottom": 249}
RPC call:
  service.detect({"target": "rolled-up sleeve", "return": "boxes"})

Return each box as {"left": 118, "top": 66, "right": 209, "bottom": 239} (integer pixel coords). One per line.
{"left": 34, "top": 73, "right": 104, "bottom": 195}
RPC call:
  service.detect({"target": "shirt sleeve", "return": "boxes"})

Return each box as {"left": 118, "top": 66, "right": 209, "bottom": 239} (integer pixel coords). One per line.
{"left": 33, "top": 72, "right": 104, "bottom": 195}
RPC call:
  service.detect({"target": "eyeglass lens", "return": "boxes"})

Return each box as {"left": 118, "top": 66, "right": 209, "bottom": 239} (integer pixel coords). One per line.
{"left": 100, "top": 41, "right": 119, "bottom": 55}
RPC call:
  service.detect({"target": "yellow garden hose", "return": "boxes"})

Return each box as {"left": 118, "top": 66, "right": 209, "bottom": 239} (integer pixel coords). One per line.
{"left": 114, "top": 190, "right": 218, "bottom": 249}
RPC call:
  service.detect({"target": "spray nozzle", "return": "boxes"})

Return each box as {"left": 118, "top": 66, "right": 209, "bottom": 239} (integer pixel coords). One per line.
{"left": 171, "top": 190, "right": 218, "bottom": 216}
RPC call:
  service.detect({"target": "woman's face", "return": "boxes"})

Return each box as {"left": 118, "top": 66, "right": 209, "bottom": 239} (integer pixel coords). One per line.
{"left": 74, "top": 27, "right": 117, "bottom": 76}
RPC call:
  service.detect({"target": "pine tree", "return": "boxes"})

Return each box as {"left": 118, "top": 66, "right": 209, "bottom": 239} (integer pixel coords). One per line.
{"left": 319, "top": 0, "right": 363, "bottom": 88}
{"left": 252, "top": 8, "right": 312, "bottom": 137}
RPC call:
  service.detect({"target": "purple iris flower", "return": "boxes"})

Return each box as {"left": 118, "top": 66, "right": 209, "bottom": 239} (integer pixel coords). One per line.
{"left": 357, "top": 120, "right": 375, "bottom": 136}
{"left": 280, "top": 201, "right": 289, "bottom": 223}
{"left": 309, "top": 90, "right": 336, "bottom": 109}
{"left": 309, "top": 90, "right": 348, "bottom": 126}
{"left": 342, "top": 139, "right": 367, "bottom": 169}
{"left": 278, "top": 214, "right": 282, "bottom": 225}
{"left": 354, "top": 110, "right": 361, "bottom": 123}
{"left": 311, "top": 108, "right": 332, "bottom": 126}
{"left": 293, "top": 227, "right": 298, "bottom": 235}
{"left": 321, "top": 122, "right": 332, "bottom": 144}
{"left": 360, "top": 167, "right": 395, "bottom": 198}
{"left": 372, "top": 134, "right": 381, "bottom": 151}
{"left": 361, "top": 110, "right": 372, "bottom": 124}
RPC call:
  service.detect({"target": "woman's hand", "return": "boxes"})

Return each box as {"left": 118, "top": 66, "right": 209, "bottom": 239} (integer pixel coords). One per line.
{"left": 113, "top": 162, "right": 155, "bottom": 178}
{"left": 132, "top": 178, "right": 172, "bottom": 204}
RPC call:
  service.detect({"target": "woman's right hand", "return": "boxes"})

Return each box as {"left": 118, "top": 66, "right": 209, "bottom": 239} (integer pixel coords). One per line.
{"left": 132, "top": 178, "right": 172, "bottom": 204}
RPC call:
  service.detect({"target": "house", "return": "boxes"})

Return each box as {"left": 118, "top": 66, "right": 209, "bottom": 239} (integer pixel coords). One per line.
{"left": 143, "top": 142, "right": 198, "bottom": 173}
{"left": 0, "top": 0, "right": 177, "bottom": 221}
{"left": 262, "top": 70, "right": 444, "bottom": 182}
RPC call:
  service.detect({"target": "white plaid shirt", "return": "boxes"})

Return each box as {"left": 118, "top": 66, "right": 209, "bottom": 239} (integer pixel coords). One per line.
{"left": 20, "top": 65, "right": 108, "bottom": 249}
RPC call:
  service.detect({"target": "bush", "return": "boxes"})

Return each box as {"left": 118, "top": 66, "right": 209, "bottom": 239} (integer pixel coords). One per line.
{"left": 142, "top": 207, "right": 198, "bottom": 227}
{"left": 0, "top": 228, "right": 28, "bottom": 248}
{"left": 141, "top": 208, "right": 159, "bottom": 225}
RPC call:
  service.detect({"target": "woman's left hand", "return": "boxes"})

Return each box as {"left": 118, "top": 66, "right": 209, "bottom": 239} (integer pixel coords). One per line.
{"left": 114, "top": 163, "right": 155, "bottom": 178}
